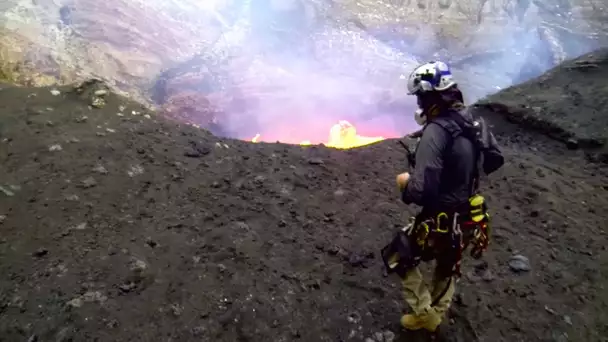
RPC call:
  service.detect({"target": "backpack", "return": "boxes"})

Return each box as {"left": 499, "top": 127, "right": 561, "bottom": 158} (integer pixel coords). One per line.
{"left": 432, "top": 107, "right": 504, "bottom": 188}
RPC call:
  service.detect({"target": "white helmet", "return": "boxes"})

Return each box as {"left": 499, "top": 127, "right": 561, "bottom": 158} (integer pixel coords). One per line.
{"left": 405, "top": 61, "right": 456, "bottom": 95}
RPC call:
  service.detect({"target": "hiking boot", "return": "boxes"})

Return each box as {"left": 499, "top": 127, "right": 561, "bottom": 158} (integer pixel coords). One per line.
{"left": 400, "top": 309, "right": 442, "bottom": 332}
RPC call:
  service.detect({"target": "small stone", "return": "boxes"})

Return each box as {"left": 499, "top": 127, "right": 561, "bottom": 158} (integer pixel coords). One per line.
{"left": 170, "top": 303, "right": 183, "bottom": 316}
{"left": 566, "top": 138, "right": 579, "bottom": 150}
{"left": 454, "top": 293, "right": 467, "bottom": 307}
{"left": 127, "top": 165, "right": 144, "bottom": 177}
{"left": 106, "top": 319, "right": 119, "bottom": 328}
{"left": 564, "top": 315, "right": 572, "bottom": 325}
{"left": 145, "top": 237, "right": 158, "bottom": 248}
{"left": 184, "top": 149, "right": 203, "bottom": 158}
{"left": 130, "top": 258, "right": 148, "bottom": 272}
{"left": 27, "top": 107, "right": 45, "bottom": 115}
{"left": 508, "top": 254, "right": 531, "bottom": 272}
{"left": 334, "top": 189, "right": 346, "bottom": 196}
{"left": 93, "top": 165, "right": 108, "bottom": 174}
{"left": 50, "top": 89, "right": 61, "bottom": 96}
{"left": 94, "top": 89, "right": 108, "bottom": 96}
{"left": 0, "top": 215, "right": 5, "bottom": 224}
{"left": 118, "top": 105, "right": 125, "bottom": 112}
{"left": 218, "top": 264, "right": 227, "bottom": 273}
{"left": 82, "top": 291, "right": 107, "bottom": 303}
{"left": 33, "top": 248, "right": 49, "bottom": 257}
{"left": 383, "top": 330, "right": 395, "bottom": 342}
{"left": 0, "top": 186, "right": 14, "bottom": 197}
{"left": 191, "top": 326, "right": 206, "bottom": 336}
{"left": 81, "top": 177, "right": 97, "bottom": 188}
{"left": 308, "top": 158, "right": 323, "bottom": 165}
{"left": 348, "top": 253, "right": 370, "bottom": 267}
{"left": 374, "top": 332, "right": 383, "bottom": 341}
{"left": 233, "top": 221, "right": 250, "bottom": 230}
{"left": 144, "top": 114, "right": 151, "bottom": 119}
{"left": 481, "top": 270, "right": 494, "bottom": 282}
{"left": 66, "top": 297, "right": 83, "bottom": 308}
{"left": 75, "top": 116, "right": 88, "bottom": 123}
{"left": 119, "top": 282, "right": 136, "bottom": 293}
{"left": 91, "top": 97, "right": 105, "bottom": 108}
{"left": 74, "top": 222, "right": 87, "bottom": 230}
{"left": 535, "top": 168, "right": 545, "bottom": 177}
{"left": 346, "top": 312, "right": 361, "bottom": 324}
{"left": 106, "top": 128, "right": 116, "bottom": 133}
{"left": 49, "top": 144, "right": 63, "bottom": 151}
{"left": 65, "top": 194, "right": 80, "bottom": 201}
{"left": 327, "top": 246, "right": 340, "bottom": 255}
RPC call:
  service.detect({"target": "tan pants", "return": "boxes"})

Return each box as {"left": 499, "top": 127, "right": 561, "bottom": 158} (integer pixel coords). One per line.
{"left": 401, "top": 263, "right": 456, "bottom": 318}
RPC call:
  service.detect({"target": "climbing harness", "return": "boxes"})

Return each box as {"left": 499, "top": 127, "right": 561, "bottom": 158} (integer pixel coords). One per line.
{"left": 382, "top": 194, "right": 492, "bottom": 278}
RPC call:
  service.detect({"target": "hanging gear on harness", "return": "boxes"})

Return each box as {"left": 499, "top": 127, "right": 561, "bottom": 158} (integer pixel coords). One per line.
{"left": 382, "top": 209, "right": 475, "bottom": 278}
{"left": 464, "top": 194, "right": 491, "bottom": 259}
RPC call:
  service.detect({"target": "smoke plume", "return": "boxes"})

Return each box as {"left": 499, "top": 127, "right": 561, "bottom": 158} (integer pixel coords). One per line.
{"left": 158, "top": 0, "right": 606, "bottom": 143}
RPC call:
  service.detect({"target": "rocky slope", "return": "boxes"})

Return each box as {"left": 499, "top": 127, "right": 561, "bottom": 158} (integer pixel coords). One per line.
{"left": 477, "top": 48, "right": 608, "bottom": 161}
{"left": 0, "top": 0, "right": 223, "bottom": 102}
{"left": 1, "top": 50, "right": 607, "bottom": 342}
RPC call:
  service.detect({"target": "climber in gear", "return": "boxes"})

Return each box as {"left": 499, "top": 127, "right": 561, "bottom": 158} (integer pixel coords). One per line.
{"left": 383, "top": 61, "right": 504, "bottom": 333}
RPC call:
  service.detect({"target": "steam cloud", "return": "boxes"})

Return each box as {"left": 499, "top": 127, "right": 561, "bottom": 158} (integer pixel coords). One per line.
{"left": 167, "top": 0, "right": 605, "bottom": 142}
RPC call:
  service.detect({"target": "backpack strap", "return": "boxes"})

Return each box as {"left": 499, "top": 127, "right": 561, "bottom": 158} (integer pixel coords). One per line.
{"left": 429, "top": 110, "right": 481, "bottom": 195}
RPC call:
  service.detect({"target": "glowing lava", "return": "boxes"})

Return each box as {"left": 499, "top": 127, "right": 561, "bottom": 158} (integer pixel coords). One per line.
{"left": 251, "top": 120, "right": 385, "bottom": 149}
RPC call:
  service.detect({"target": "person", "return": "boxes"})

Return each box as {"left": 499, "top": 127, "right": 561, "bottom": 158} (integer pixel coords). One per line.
{"left": 386, "top": 61, "right": 503, "bottom": 333}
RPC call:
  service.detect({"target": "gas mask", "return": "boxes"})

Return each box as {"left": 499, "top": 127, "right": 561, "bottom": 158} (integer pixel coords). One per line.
{"left": 414, "top": 108, "right": 426, "bottom": 126}
{"left": 414, "top": 94, "right": 430, "bottom": 126}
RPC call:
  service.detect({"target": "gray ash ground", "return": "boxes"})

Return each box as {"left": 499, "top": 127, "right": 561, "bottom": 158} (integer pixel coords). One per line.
{"left": 1, "top": 50, "right": 608, "bottom": 342}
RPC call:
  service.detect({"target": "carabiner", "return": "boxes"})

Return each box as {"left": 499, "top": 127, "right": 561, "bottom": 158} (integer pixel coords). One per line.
{"left": 416, "top": 222, "right": 430, "bottom": 245}
{"left": 436, "top": 212, "right": 449, "bottom": 233}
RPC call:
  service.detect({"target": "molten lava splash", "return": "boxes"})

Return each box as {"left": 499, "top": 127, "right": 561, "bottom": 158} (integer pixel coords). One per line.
{"left": 251, "top": 120, "right": 385, "bottom": 149}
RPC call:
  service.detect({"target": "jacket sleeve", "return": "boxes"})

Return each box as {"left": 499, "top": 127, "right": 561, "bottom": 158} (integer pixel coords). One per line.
{"left": 401, "top": 123, "right": 450, "bottom": 206}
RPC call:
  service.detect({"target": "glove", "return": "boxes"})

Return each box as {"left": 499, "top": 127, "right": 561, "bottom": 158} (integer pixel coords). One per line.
{"left": 396, "top": 172, "right": 410, "bottom": 192}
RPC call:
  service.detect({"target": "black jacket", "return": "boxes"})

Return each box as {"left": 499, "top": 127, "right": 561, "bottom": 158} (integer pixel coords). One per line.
{"left": 401, "top": 111, "right": 477, "bottom": 212}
